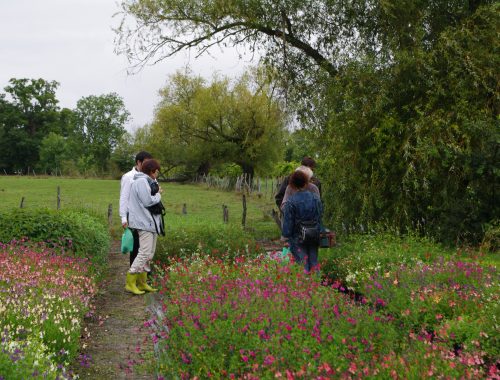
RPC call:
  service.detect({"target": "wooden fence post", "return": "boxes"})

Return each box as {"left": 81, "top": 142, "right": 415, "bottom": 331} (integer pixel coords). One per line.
{"left": 182, "top": 203, "right": 187, "bottom": 215}
{"left": 242, "top": 194, "right": 247, "bottom": 227}
{"left": 57, "top": 186, "right": 61, "bottom": 210}
{"left": 222, "top": 204, "right": 229, "bottom": 223}
{"left": 108, "top": 204, "right": 113, "bottom": 225}
{"left": 20, "top": 197, "right": 25, "bottom": 208}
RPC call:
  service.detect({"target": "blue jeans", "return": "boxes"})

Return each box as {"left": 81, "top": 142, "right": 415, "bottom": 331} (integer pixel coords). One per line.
{"left": 290, "top": 238, "right": 319, "bottom": 273}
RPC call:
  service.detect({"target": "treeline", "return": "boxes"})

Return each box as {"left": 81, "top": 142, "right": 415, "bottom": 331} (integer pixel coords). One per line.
{"left": 0, "top": 78, "right": 131, "bottom": 176}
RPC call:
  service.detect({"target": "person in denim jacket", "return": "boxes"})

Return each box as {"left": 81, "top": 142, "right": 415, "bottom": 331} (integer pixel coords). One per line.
{"left": 282, "top": 170, "right": 323, "bottom": 273}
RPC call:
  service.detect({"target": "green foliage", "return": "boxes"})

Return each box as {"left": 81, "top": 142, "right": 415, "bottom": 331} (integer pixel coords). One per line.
{"left": 73, "top": 93, "right": 130, "bottom": 173}
{"left": 141, "top": 69, "right": 286, "bottom": 177}
{"left": 0, "top": 79, "right": 131, "bottom": 177}
{"left": 481, "top": 219, "right": 500, "bottom": 253}
{"left": 0, "top": 78, "right": 61, "bottom": 173}
{"left": 110, "top": 132, "right": 136, "bottom": 174}
{"left": 38, "top": 132, "right": 71, "bottom": 173}
{"left": 283, "top": 129, "right": 318, "bottom": 163}
{"left": 319, "top": 3, "right": 500, "bottom": 244}
{"left": 211, "top": 163, "right": 243, "bottom": 179}
{"left": 0, "top": 208, "right": 110, "bottom": 271}
{"left": 155, "top": 223, "right": 264, "bottom": 266}
{"left": 272, "top": 161, "right": 299, "bottom": 177}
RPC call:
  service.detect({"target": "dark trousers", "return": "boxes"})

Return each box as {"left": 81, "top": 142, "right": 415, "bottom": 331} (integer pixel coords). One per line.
{"left": 130, "top": 228, "right": 140, "bottom": 267}
{"left": 290, "top": 239, "right": 319, "bottom": 273}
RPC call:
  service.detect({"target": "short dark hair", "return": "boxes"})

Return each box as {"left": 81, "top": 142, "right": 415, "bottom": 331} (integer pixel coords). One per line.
{"left": 301, "top": 156, "right": 316, "bottom": 169}
{"left": 289, "top": 170, "right": 308, "bottom": 189}
{"left": 141, "top": 159, "right": 160, "bottom": 175}
{"left": 135, "top": 151, "right": 153, "bottom": 164}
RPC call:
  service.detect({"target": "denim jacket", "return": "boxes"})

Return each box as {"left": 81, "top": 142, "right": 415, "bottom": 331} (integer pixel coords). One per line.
{"left": 282, "top": 190, "right": 323, "bottom": 239}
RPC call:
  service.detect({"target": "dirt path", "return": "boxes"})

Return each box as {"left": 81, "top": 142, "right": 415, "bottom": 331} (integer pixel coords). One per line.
{"left": 74, "top": 241, "right": 158, "bottom": 380}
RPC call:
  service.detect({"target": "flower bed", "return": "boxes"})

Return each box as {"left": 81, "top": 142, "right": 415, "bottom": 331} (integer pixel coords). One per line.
{"left": 146, "top": 252, "right": 498, "bottom": 379}
{"left": 359, "top": 259, "right": 499, "bottom": 365}
{"left": 320, "top": 233, "right": 455, "bottom": 291}
{"left": 0, "top": 240, "right": 97, "bottom": 379}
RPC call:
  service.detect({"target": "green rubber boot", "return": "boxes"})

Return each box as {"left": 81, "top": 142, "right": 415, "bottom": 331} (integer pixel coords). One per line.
{"left": 125, "top": 272, "right": 145, "bottom": 295}
{"left": 137, "top": 272, "right": 158, "bottom": 292}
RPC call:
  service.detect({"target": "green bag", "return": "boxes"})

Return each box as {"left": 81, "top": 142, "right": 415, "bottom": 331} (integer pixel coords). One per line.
{"left": 121, "top": 228, "right": 134, "bottom": 254}
{"left": 280, "top": 247, "right": 290, "bottom": 264}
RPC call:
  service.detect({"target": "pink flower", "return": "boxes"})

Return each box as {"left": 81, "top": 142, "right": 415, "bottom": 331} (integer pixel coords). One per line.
{"left": 349, "top": 362, "right": 357, "bottom": 374}
{"left": 263, "top": 355, "right": 275, "bottom": 365}
{"left": 258, "top": 329, "right": 269, "bottom": 340}
{"left": 347, "top": 317, "right": 357, "bottom": 325}
{"left": 318, "top": 362, "right": 333, "bottom": 374}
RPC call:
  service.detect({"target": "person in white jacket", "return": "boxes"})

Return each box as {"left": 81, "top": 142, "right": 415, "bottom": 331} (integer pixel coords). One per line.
{"left": 125, "top": 159, "right": 163, "bottom": 295}
{"left": 119, "top": 151, "right": 152, "bottom": 266}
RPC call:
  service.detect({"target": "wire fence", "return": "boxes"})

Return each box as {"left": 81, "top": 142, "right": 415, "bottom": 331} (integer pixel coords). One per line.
{"left": 193, "top": 174, "right": 285, "bottom": 200}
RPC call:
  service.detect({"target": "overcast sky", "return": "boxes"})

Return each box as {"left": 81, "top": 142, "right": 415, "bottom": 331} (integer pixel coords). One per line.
{"left": 0, "top": 0, "right": 252, "bottom": 131}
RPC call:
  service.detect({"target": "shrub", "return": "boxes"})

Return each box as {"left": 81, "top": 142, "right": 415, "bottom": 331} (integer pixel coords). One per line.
{"left": 481, "top": 219, "right": 499, "bottom": 253}
{"left": 320, "top": 232, "right": 454, "bottom": 291}
{"left": 154, "top": 223, "right": 265, "bottom": 266}
{"left": 0, "top": 208, "right": 110, "bottom": 272}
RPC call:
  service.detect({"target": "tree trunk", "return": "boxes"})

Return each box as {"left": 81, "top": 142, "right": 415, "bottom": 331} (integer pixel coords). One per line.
{"left": 196, "top": 161, "right": 211, "bottom": 176}
{"left": 239, "top": 162, "right": 254, "bottom": 183}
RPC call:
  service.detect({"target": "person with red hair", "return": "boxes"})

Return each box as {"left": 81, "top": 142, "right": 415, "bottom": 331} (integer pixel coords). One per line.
{"left": 125, "top": 159, "right": 163, "bottom": 295}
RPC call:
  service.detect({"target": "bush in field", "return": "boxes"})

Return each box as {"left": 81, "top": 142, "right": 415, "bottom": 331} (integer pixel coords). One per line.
{"left": 0, "top": 208, "right": 110, "bottom": 271}
{"left": 154, "top": 223, "right": 264, "bottom": 266}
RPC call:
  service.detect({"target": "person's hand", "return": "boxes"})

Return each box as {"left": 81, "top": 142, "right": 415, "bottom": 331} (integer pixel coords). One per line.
{"left": 159, "top": 186, "right": 163, "bottom": 194}
{"left": 122, "top": 222, "right": 128, "bottom": 228}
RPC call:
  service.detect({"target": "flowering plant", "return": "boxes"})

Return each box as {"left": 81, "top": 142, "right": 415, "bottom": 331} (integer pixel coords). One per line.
{"left": 0, "top": 240, "right": 97, "bottom": 378}
{"left": 145, "top": 251, "right": 498, "bottom": 379}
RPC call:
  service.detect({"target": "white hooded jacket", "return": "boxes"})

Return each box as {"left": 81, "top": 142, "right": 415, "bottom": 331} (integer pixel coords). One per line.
{"left": 127, "top": 172, "right": 162, "bottom": 233}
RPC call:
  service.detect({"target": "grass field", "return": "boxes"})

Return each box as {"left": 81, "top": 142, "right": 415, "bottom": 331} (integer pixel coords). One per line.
{"left": 0, "top": 176, "right": 280, "bottom": 239}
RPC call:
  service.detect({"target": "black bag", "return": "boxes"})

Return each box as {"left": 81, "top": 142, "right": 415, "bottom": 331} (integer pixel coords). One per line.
{"left": 146, "top": 201, "right": 165, "bottom": 216}
{"left": 298, "top": 220, "right": 320, "bottom": 244}
{"left": 149, "top": 180, "right": 160, "bottom": 196}
{"left": 146, "top": 202, "right": 165, "bottom": 236}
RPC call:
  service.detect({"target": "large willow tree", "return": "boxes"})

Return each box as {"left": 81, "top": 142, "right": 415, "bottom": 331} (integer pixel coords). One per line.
{"left": 137, "top": 69, "right": 286, "bottom": 178}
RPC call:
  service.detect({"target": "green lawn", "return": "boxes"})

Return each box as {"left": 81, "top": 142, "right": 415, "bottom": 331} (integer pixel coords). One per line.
{"left": 0, "top": 176, "right": 280, "bottom": 239}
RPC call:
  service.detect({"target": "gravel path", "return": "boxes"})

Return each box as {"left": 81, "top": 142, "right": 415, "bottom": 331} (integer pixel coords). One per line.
{"left": 73, "top": 241, "right": 158, "bottom": 380}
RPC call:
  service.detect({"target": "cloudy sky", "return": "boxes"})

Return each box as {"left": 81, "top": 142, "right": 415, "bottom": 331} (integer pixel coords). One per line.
{"left": 0, "top": 0, "right": 252, "bottom": 131}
